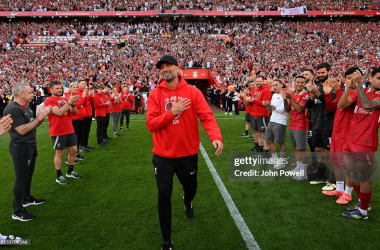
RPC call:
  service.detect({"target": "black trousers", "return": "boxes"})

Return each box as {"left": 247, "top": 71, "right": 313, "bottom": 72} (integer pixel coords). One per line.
{"left": 81, "top": 116, "right": 92, "bottom": 147}
{"left": 153, "top": 154, "right": 198, "bottom": 241}
{"left": 135, "top": 102, "right": 142, "bottom": 114}
{"left": 96, "top": 116, "right": 106, "bottom": 144}
{"left": 72, "top": 119, "right": 82, "bottom": 149}
{"left": 233, "top": 100, "right": 239, "bottom": 115}
{"left": 9, "top": 142, "right": 37, "bottom": 212}
{"left": 120, "top": 109, "right": 131, "bottom": 128}
{"left": 105, "top": 113, "right": 110, "bottom": 139}
{"left": 227, "top": 99, "right": 232, "bottom": 112}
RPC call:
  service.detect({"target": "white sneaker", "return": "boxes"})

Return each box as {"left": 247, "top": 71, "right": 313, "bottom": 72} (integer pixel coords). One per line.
{"left": 230, "top": 113, "right": 233, "bottom": 115}
{"left": 287, "top": 166, "right": 300, "bottom": 173}
{"left": 322, "top": 182, "right": 336, "bottom": 191}
{"left": 225, "top": 112, "right": 227, "bottom": 115}
{"left": 273, "top": 163, "right": 286, "bottom": 169}
{"left": 293, "top": 169, "right": 308, "bottom": 181}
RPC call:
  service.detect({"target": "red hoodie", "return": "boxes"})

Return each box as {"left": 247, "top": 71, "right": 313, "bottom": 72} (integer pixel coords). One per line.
{"left": 80, "top": 88, "right": 93, "bottom": 117}
{"left": 249, "top": 84, "right": 272, "bottom": 118}
{"left": 120, "top": 92, "right": 134, "bottom": 110}
{"left": 94, "top": 92, "right": 107, "bottom": 117}
{"left": 103, "top": 92, "right": 111, "bottom": 114}
{"left": 146, "top": 76, "right": 223, "bottom": 158}
{"left": 65, "top": 91, "right": 85, "bottom": 120}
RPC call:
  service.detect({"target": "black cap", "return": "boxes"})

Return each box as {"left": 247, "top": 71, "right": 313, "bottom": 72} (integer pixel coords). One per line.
{"left": 156, "top": 55, "right": 179, "bottom": 69}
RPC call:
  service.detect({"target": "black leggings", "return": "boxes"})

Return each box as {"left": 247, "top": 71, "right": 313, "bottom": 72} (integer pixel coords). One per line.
{"left": 120, "top": 109, "right": 131, "bottom": 128}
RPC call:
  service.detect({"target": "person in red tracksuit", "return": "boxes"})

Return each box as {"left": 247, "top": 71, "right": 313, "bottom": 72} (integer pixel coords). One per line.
{"left": 93, "top": 85, "right": 111, "bottom": 147}
{"left": 79, "top": 82, "right": 95, "bottom": 152}
{"left": 66, "top": 82, "right": 86, "bottom": 162}
{"left": 146, "top": 55, "right": 223, "bottom": 250}
{"left": 120, "top": 86, "right": 134, "bottom": 131}
{"left": 103, "top": 85, "right": 112, "bottom": 141}
{"left": 109, "top": 87, "right": 122, "bottom": 137}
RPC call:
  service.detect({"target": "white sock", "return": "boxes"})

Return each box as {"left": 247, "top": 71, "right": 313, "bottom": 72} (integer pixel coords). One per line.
{"left": 296, "top": 161, "right": 302, "bottom": 170}
{"left": 0, "top": 233, "right": 7, "bottom": 240}
{"left": 336, "top": 181, "right": 344, "bottom": 192}
{"left": 344, "top": 186, "right": 353, "bottom": 196}
{"left": 359, "top": 208, "right": 367, "bottom": 215}
{"left": 272, "top": 153, "right": 278, "bottom": 159}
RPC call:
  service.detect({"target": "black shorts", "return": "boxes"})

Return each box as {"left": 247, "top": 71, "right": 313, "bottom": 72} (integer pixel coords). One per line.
{"left": 51, "top": 133, "right": 77, "bottom": 150}
{"left": 311, "top": 130, "right": 332, "bottom": 150}
{"left": 245, "top": 113, "right": 251, "bottom": 123}
{"left": 250, "top": 116, "right": 269, "bottom": 132}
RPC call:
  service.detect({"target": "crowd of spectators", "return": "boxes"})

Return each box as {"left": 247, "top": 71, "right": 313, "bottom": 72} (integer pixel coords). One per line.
{"left": 0, "top": 0, "right": 378, "bottom": 12}
{"left": 0, "top": 20, "right": 379, "bottom": 97}
{"left": 0, "top": 0, "right": 172, "bottom": 11}
{"left": 176, "top": 0, "right": 380, "bottom": 11}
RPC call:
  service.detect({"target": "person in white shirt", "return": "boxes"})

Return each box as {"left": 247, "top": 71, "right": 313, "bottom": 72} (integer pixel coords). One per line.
{"left": 263, "top": 79, "right": 289, "bottom": 169}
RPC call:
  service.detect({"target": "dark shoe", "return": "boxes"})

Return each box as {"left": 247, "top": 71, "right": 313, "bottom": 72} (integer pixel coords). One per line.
{"left": 161, "top": 240, "right": 173, "bottom": 250}
{"left": 12, "top": 208, "right": 35, "bottom": 222}
{"left": 87, "top": 145, "right": 95, "bottom": 150}
{"left": 65, "top": 159, "right": 80, "bottom": 164}
{"left": 183, "top": 195, "right": 194, "bottom": 219}
{"left": 119, "top": 128, "right": 123, "bottom": 131}
{"left": 76, "top": 154, "right": 86, "bottom": 161}
{"left": 23, "top": 196, "right": 45, "bottom": 208}
{"left": 97, "top": 143, "right": 106, "bottom": 147}
{"left": 126, "top": 127, "right": 129, "bottom": 130}
{"left": 102, "top": 139, "right": 109, "bottom": 144}
{"left": 79, "top": 146, "right": 89, "bottom": 153}
{"left": 106, "top": 137, "right": 112, "bottom": 140}
{"left": 307, "top": 165, "right": 318, "bottom": 175}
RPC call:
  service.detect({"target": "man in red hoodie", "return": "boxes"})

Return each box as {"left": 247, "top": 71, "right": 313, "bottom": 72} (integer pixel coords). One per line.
{"left": 146, "top": 55, "right": 223, "bottom": 250}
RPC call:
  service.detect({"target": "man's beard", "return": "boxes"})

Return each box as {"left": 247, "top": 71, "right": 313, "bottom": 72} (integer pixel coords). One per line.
{"left": 163, "top": 72, "right": 175, "bottom": 82}
{"left": 317, "top": 75, "right": 328, "bottom": 83}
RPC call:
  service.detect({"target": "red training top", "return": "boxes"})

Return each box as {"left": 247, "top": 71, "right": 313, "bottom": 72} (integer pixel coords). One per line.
{"left": 146, "top": 76, "right": 223, "bottom": 158}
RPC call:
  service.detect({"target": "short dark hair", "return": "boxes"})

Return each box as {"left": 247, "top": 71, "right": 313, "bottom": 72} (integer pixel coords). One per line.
{"left": 295, "top": 75, "right": 306, "bottom": 81}
{"left": 304, "top": 68, "right": 314, "bottom": 75}
{"left": 95, "top": 84, "right": 105, "bottom": 90}
{"left": 104, "top": 84, "right": 111, "bottom": 89}
{"left": 256, "top": 76, "right": 264, "bottom": 81}
{"left": 49, "top": 80, "right": 62, "bottom": 89}
{"left": 371, "top": 68, "right": 380, "bottom": 77}
{"left": 273, "top": 79, "right": 283, "bottom": 85}
{"left": 247, "top": 79, "right": 255, "bottom": 84}
{"left": 345, "top": 67, "right": 362, "bottom": 78}
{"left": 316, "top": 62, "right": 331, "bottom": 72}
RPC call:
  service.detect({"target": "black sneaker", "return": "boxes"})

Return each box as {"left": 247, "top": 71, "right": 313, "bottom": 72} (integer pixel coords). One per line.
{"left": 119, "top": 128, "right": 123, "bottom": 131}
{"left": 183, "top": 195, "right": 194, "bottom": 219}
{"left": 161, "top": 240, "right": 173, "bottom": 250}
{"left": 76, "top": 154, "right": 86, "bottom": 161}
{"left": 106, "top": 137, "right": 112, "bottom": 140}
{"left": 87, "top": 145, "right": 95, "bottom": 150}
{"left": 79, "top": 147, "right": 89, "bottom": 153}
{"left": 65, "top": 159, "right": 80, "bottom": 164}
{"left": 97, "top": 143, "right": 106, "bottom": 147}
{"left": 126, "top": 127, "right": 129, "bottom": 130}
{"left": 22, "top": 196, "right": 45, "bottom": 208}
{"left": 102, "top": 139, "right": 109, "bottom": 144}
{"left": 12, "top": 208, "right": 35, "bottom": 222}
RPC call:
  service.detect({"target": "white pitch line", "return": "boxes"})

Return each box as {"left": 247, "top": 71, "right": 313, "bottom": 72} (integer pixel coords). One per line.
{"left": 199, "top": 143, "right": 260, "bottom": 250}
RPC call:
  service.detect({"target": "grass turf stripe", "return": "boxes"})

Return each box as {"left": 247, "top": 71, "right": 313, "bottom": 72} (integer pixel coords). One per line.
{"left": 199, "top": 143, "right": 261, "bottom": 250}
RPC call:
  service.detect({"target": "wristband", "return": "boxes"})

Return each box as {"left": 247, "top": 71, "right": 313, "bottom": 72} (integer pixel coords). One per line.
{"left": 36, "top": 117, "right": 42, "bottom": 124}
